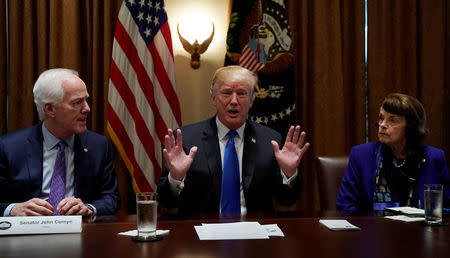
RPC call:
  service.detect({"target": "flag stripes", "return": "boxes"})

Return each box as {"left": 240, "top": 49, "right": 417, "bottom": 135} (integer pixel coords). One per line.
{"left": 239, "top": 43, "right": 265, "bottom": 73}
{"left": 107, "top": 0, "right": 181, "bottom": 193}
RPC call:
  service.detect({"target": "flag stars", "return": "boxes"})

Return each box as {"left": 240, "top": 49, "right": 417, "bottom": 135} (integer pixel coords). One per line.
{"left": 144, "top": 28, "right": 151, "bottom": 37}
{"left": 154, "top": 16, "right": 159, "bottom": 26}
{"left": 155, "top": 2, "right": 161, "bottom": 11}
{"left": 137, "top": 12, "right": 144, "bottom": 21}
{"left": 146, "top": 14, "right": 152, "bottom": 24}
{"left": 148, "top": 1, "right": 153, "bottom": 9}
{"left": 285, "top": 106, "right": 292, "bottom": 115}
{"left": 128, "top": 0, "right": 136, "bottom": 6}
{"left": 139, "top": 0, "right": 145, "bottom": 7}
{"left": 251, "top": 105, "right": 295, "bottom": 125}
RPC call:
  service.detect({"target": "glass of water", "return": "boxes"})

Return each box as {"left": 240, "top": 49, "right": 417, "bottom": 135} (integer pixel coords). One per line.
{"left": 424, "top": 184, "right": 443, "bottom": 225}
{"left": 136, "top": 192, "right": 158, "bottom": 239}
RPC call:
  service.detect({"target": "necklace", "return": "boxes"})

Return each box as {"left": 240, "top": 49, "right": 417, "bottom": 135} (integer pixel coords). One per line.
{"left": 393, "top": 158, "right": 406, "bottom": 168}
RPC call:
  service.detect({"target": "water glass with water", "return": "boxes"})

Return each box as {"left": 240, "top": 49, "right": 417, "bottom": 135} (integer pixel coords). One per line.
{"left": 136, "top": 192, "right": 158, "bottom": 238}
{"left": 424, "top": 184, "right": 443, "bottom": 225}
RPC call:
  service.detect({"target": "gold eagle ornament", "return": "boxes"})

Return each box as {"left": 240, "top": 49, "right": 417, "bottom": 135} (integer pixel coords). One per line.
{"left": 177, "top": 22, "right": 215, "bottom": 69}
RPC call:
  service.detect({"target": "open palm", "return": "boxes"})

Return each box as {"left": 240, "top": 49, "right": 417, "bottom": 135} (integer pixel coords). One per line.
{"left": 272, "top": 125, "right": 310, "bottom": 177}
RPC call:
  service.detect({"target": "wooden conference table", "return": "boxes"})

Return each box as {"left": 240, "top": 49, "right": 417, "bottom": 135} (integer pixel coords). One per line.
{"left": 0, "top": 212, "right": 448, "bottom": 258}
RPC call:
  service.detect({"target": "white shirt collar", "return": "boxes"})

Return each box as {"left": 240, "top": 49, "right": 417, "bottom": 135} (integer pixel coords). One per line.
{"left": 42, "top": 123, "right": 75, "bottom": 151}
{"left": 215, "top": 117, "right": 246, "bottom": 141}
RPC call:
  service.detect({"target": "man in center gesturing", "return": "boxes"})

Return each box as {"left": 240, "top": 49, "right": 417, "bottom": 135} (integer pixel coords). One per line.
{"left": 157, "top": 65, "right": 310, "bottom": 217}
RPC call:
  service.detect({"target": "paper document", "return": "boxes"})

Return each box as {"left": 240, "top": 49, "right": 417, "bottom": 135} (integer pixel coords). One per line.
{"left": 385, "top": 207, "right": 424, "bottom": 215}
{"left": 319, "top": 219, "right": 361, "bottom": 231}
{"left": 195, "top": 222, "right": 280, "bottom": 240}
{"left": 384, "top": 215, "right": 425, "bottom": 222}
{"left": 262, "top": 224, "right": 284, "bottom": 237}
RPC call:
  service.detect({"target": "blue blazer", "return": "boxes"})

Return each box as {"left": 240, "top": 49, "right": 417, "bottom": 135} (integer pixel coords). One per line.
{"left": 0, "top": 124, "right": 120, "bottom": 216}
{"left": 157, "top": 117, "right": 301, "bottom": 215}
{"left": 337, "top": 142, "right": 450, "bottom": 211}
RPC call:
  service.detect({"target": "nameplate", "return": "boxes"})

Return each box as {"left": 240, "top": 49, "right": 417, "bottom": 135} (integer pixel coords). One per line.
{"left": 0, "top": 216, "right": 82, "bottom": 235}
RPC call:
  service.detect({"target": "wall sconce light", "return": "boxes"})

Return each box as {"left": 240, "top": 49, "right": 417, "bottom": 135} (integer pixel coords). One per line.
{"left": 177, "top": 22, "right": 214, "bottom": 69}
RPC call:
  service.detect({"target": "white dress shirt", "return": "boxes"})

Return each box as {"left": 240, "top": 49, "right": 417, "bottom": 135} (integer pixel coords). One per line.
{"left": 3, "top": 123, "right": 96, "bottom": 216}
{"left": 168, "top": 118, "right": 297, "bottom": 215}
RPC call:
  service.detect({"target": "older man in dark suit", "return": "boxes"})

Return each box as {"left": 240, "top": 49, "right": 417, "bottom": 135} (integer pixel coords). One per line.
{"left": 158, "top": 66, "right": 309, "bottom": 216}
{"left": 0, "top": 68, "right": 120, "bottom": 217}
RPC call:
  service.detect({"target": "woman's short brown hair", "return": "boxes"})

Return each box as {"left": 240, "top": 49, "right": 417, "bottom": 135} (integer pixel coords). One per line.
{"left": 380, "top": 93, "right": 429, "bottom": 147}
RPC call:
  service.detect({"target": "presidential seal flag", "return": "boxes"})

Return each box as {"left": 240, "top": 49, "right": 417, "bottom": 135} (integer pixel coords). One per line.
{"left": 225, "top": 0, "right": 295, "bottom": 136}
{"left": 107, "top": 0, "right": 181, "bottom": 193}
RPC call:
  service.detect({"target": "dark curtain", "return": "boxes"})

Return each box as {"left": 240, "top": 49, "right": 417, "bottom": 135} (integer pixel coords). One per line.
{"left": 1, "top": 0, "right": 448, "bottom": 215}
{"left": 368, "top": 0, "right": 449, "bottom": 162}
{"left": 288, "top": 0, "right": 366, "bottom": 213}
{"left": 289, "top": 0, "right": 449, "bottom": 213}
{"left": 4, "top": 0, "right": 122, "bottom": 134}
{"left": 1, "top": 0, "right": 127, "bottom": 213}
{"left": 0, "top": 0, "right": 6, "bottom": 134}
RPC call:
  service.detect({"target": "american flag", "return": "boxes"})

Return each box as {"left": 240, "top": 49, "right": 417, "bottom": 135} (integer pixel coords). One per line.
{"left": 107, "top": 0, "right": 181, "bottom": 193}
{"left": 238, "top": 39, "right": 266, "bottom": 73}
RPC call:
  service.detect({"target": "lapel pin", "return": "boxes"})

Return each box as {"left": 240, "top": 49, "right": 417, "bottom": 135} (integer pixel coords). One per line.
{"left": 84, "top": 148, "right": 88, "bottom": 152}
{"left": 421, "top": 158, "right": 426, "bottom": 163}
{"left": 251, "top": 138, "right": 256, "bottom": 143}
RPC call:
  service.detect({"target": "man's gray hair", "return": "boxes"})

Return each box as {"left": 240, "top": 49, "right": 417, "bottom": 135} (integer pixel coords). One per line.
{"left": 33, "top": 68, "right": 79, "bottom": 121}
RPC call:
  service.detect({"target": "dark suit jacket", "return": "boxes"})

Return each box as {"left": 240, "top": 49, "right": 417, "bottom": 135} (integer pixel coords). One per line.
{"left": 0, "top": 124, "right": 120, "bottom": 216}
{"left": 337, "top": 142, "right": 450, "bottom": 211}
{"left": 157, "top": 117, "right": 301, "bottom": 216}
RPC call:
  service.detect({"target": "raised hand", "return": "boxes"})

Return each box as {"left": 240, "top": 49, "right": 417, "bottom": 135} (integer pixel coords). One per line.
{"left": 163, "top": 129, "right": 197, "bottom": 181}
{"left": 271, "top": 125, "right": 310, "bottom": 177}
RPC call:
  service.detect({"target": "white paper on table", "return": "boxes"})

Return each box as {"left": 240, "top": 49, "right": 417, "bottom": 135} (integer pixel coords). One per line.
{"left": 195, "top": 222, "right": 269, "bottom": 240}
{"left": 319, "top": 219, "right": 361, "bottom": 231}
{"left": 384, "top": 215, "right": 425, "bottom": 222}
{"left": 117, "top": 229, "right": 170, "bottom": 236}
{"left": 385, "top": 207, "right": 424, "bottom": 215}
{"left": 261, "top": 224, "right": 284, "bottom": 237}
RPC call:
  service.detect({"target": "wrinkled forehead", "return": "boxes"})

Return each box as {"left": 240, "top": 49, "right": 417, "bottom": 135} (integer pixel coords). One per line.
{"left": 218, "top": 80, "right": 252, "bottom": 90}
{"left": 61, "top": 76, "right": 88, "bottom": 96}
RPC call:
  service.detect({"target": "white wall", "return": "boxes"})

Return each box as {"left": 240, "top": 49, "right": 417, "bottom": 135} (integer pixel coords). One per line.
{"left": 165, "top": 0, "right": 231, "bottom": 125}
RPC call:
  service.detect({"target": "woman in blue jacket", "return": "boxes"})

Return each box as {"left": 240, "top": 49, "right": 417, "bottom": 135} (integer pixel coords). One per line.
{"left": 337, "top": 93, "right": 449, "bottom": 211}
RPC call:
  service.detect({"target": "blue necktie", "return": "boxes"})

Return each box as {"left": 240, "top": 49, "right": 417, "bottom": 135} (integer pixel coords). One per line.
{"left": 221, "top": 130, "right": 240, "bottom": 214}
{"left": 48, "top": 141, "right": 67, "bottom": 215}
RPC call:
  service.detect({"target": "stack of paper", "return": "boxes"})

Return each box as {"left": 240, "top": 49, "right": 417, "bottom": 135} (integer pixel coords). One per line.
{"left": 319, "top": 219, "right": 361, "bottom": 231}
{"left": 384, "top": 207, "right": 425, "bottom": 222}
{"left": 384, "top": 206, "right": 424, "bottom": 215}
{"left": 194, "top": 222, "right": 284, "bottom": 240}
{"left": 384, "top": 215, "right": 425, "bottom": 222}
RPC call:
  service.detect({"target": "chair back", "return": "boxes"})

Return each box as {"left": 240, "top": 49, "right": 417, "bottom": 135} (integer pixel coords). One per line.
{"left": 316, "top": 156, "right": 348, "bottom": 211}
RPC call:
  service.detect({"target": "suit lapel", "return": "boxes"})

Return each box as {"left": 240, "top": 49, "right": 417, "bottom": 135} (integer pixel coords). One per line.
{"left": 73, "top": 133, "right": 89, "bottom": 197}
{"left": 26, "top": 125, "right": 45, "bottom": 197}
{"left": 202, "top": 118, "right": 222, "bottom": 203}
{"left": 242, "top": 121, "right": 256, "bottom": 190}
